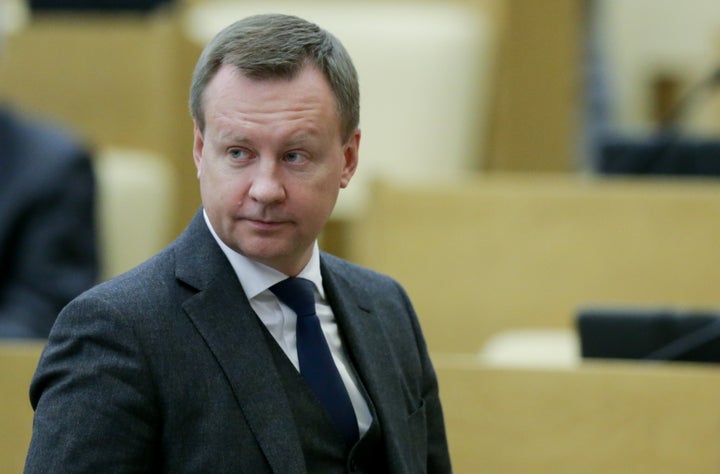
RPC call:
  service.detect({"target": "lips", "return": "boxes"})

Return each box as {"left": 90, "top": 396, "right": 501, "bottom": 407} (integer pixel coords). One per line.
{"left": 243, "top": 217, "right": 290, "bottom": 231}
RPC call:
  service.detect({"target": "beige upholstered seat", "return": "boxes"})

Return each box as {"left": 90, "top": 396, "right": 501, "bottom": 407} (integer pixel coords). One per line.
{"left": 94, "top": 148, "right": 178, "bottom": 281}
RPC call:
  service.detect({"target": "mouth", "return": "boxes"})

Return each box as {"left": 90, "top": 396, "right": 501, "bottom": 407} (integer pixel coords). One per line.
{"left": 243, "top": 217, "right": 290, "bottom": 231}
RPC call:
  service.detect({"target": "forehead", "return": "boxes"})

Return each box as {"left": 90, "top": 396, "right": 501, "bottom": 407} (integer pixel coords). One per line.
{"left": 206, "top": 63, "right": 333, "bottom": 101}
{"left": 202, "top": 63, "right": 342, "bottom": 134}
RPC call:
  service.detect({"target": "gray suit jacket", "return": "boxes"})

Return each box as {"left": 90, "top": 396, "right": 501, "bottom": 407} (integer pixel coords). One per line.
{"left": 25, "top": 210, "right": 451, "bottom": 473}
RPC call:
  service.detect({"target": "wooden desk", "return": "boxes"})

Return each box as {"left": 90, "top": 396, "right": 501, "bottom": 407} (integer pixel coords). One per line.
{"left": 0, "top": 341, "right": 44, "bottom": 474}
{"left": 434, "top": 353, "right": 720, "bottom": 473}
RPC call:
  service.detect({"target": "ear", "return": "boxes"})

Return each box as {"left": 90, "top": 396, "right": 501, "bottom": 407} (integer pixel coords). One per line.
{"left": 192, "top": 123, "right": 204, "bottom": 179}
{"left": 339, "top": 129, "right": 360, "bottom": 189}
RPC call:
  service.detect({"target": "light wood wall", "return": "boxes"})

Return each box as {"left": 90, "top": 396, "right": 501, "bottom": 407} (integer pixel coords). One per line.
{"left": 350, "top": 175, "right": 720, "bottom": 353}
{"left": 484, "top": 0, "right": 584, "bottom": 172}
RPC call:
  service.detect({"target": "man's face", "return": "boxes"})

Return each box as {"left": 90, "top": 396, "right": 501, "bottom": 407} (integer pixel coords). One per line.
{"left": 193, "top": 63, "right": 359, "bottom": 276}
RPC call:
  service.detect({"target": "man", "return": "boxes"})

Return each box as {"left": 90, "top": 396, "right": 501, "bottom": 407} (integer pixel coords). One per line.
{"left": 0, "top": 106, "right": 98, "bottom": 338}
{"left": 25, "top": 13, "right": 451, "bottom": 473}
{"left": 0, "top": 7, "right": 98, "bottom": 337}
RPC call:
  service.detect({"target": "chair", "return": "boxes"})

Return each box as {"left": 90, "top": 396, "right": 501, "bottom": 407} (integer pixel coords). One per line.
{"left": 180, "top": 0, "right": 496, "bottom": 218}
{"left": 94, "top": 148, "right": 178, "bottom": 280}
{"left": 0, "top": 9, "right": 195, "bottom": 235}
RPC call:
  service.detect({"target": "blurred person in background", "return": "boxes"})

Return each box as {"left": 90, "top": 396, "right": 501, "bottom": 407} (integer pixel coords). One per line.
{"left": 0, "top": 1, "right": 98, "bottom": 338}
{"left": 28, "top": 0, "right": 172, "bottom": 12}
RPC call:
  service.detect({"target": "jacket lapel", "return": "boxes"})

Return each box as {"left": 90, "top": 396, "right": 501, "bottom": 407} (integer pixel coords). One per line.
{"left": 320, "top": 256, "right": 414, "bottom": 473}
{"left": 174, "top": 212, "right": 306, "bottom": 474}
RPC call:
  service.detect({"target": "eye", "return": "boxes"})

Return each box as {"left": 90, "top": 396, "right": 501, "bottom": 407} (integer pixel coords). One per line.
{"left": 228, "top": 148, "right": 251, "bottom": 161}
{"left": 285, "top": 151, "right": 309, "bottom": 164}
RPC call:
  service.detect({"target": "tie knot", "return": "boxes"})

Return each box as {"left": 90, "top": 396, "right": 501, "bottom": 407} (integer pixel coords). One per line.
{"left": 270, "top": 277, "right": 316, "bottom": 318}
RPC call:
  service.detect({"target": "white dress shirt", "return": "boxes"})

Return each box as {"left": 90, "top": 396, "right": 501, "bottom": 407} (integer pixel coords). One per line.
{"left": 203, "top": 211, "right": 372, "bottom": 436}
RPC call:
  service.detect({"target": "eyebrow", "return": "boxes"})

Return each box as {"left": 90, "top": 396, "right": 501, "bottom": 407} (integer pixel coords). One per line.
{"left": 214, "top": 130, "right": 250, "bottom": 143}
{"left": 285, "top": 133, "right": 315, "bottom": 146}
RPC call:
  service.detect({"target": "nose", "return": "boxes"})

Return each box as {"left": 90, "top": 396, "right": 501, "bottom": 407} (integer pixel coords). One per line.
{"left": 248, "top": 159, "right": 286, "bottom": 204}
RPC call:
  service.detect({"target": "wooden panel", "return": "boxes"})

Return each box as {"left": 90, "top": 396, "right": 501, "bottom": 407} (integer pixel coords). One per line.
{"left": 434, "top": 354, "right": 720, "bottom": 473}
{"left": 485, "top": 0, "right": 583, "bottom": 171}
{"left": 0, "top": 342, "right": 44, "bottom": 474}
{"left": 1, "top": 13, "right": 175, "bottom": 154}
{"left": 350, "top": 175, "right": 720, "bottom": 352}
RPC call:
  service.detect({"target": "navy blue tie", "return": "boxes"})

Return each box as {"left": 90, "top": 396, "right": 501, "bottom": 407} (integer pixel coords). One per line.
{"left": 270, "top": 277, "right": 359, "bottom": 445}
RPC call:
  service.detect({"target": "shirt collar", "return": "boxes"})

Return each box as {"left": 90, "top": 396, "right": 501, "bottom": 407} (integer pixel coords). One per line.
{"left": 202, "top": 209, "right": 324, "bottom": 299}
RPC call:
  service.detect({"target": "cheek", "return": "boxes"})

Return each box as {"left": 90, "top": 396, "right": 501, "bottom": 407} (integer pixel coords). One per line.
{"left": 200, "top": 169, "right": 245, "bottom": 205}
{"left": 295, "top": 175, "right": 341, "bottom": 214}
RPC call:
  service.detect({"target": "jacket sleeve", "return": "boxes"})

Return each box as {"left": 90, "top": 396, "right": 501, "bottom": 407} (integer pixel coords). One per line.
{"left": 25, "top": 294, "right": 159, "bottom": 473}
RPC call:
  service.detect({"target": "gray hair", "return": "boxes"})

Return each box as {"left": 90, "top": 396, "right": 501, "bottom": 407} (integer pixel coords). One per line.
{"left": 189, "top": 13, "right": 360, "bottom": 142}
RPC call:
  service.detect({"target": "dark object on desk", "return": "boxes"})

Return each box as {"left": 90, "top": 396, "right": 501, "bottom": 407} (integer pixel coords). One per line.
{"left": 29, "top": 0, "right": 172, "bottom": 11}
{"left": 598, "top": 135, "right": 720, "bottom": 177}
{"left": 577, "top": 307, "right": 720, "bottom": 363}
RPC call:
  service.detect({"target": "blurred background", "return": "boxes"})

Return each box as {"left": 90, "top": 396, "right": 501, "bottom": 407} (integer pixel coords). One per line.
{"left": 3, "top": 0, "right": 720, "bottom": 263}
{"left": 3, "top": 0, "right": 720, "bottom": 472}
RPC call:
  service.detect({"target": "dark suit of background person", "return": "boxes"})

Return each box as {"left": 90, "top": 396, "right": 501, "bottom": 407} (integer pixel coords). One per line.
{"left": 0, "top": 105, "right": 98, "bottom": 338}
{"left": 25, "top": 13, "right": 452, "bottom": 473}
{"left": 28, "top": 0, "right": 171, "bottom": 12}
